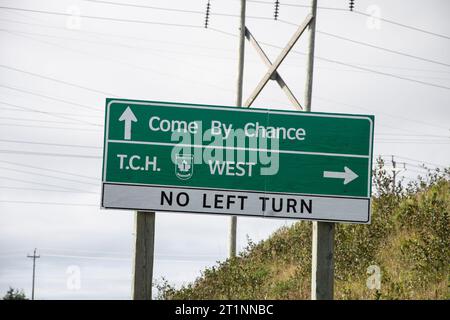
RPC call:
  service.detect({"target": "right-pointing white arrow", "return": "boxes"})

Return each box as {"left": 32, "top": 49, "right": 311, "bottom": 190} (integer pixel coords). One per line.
{"left": 118, "top": 106, "right": 137, "bottom": 140}
{"left": 323, "top": 166, "right": 359, "bottom": 185}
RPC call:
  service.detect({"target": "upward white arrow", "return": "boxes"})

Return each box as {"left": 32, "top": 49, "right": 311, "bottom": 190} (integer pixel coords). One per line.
{"left": 118, "top": 106, "right": 137, "bottom": 140}
{"left": 323, "top": 166, "right": 359, "bottom": 185}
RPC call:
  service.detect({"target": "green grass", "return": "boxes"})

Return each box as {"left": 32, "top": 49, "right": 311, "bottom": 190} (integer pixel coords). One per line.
{"left": 156, "top": 162, "right": 450, "bottom": 300}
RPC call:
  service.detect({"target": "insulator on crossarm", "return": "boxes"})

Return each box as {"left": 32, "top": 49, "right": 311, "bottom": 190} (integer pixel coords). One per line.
{"left": 349, "top": 0, "right": 355, "bottom": 11}
{"left": 274, "top": 1, "right": 280, "bottom": 20}
{"left": 204, "top": 0, "right": 211, "bottom": 29}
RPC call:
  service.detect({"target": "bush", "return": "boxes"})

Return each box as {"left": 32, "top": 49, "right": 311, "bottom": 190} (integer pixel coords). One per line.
{"left": 156, "top": 160, "right": 450, "bottom": 300}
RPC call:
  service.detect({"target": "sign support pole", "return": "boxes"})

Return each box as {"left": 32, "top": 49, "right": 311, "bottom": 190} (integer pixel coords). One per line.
{"left": 305, "top": 0, "right": 335, "bottom": 300}
{"left": 132, "top": 211, "right": 155, "bottom": 300}
{"left": 229, "top": 0, "right": 247, "bottom": 258}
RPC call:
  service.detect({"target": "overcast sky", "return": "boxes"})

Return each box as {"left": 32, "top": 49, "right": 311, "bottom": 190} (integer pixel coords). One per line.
{"left": 0, "top": 0, "right": 449, "bottom": 299}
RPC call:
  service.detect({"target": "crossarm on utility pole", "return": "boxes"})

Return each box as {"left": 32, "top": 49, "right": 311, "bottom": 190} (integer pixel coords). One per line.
{"left": 244, "top": 28, "right": 303, "bottom": 110}
{"left": 244, "top": 14, "right": 312, "bottom": 107}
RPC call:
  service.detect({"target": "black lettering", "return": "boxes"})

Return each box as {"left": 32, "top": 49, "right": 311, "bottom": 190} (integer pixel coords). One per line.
{"left": 161, "top": 191, "right": 172, "bottom": 205}
{"left": 237, "top": 195, "right": 247, "bottom": 210}
{"left": 215, "top": 194, "right": 224, "bottom": 209}
{"left": 287, "top": 198, "right": 297, "bottom": 213}
{"left": 176, "top": 192, "right": 189, "bottom": 207}
{"left": 202, "top": 194, "right": 211, "bottom": 208}
{"left": 272, "top": 198, "right": 283, "bottom": 212}
{"left": 226, "top": 195, "right": 235, "bottom": 209}
{"left": 259, "top": 197, "right": 269, "bottom": 211}
{"left": 301, "top": 199, "right": 312, "bottom": 214}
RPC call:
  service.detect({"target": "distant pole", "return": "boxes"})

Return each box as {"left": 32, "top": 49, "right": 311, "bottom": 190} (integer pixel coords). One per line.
{"left": 229, "top": 0, "right": 247, "bottom": 258}
{"left": 305, "top": 0, "right": 335, "bottom": 300}
{"left": 132, "top": 211, "right": 155, "bottom": 300}
{"left": 391, "top": 155, "right": 397, "bottom": 191}
{"left": 27, "top": 248, "right": 40, "bottom": 300}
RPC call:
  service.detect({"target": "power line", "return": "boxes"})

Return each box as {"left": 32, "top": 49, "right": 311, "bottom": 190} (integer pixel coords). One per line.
{"left": 0, "top": 64, "right": 119, "bottom": 96}
{"left": 390, "top": 155, "right": 448, "bottom": 168}
{"left": 83, "top": 0, "right": 205, "bottom": 15}
{"left": 244, "top": 0, "right": 450, "bottom": 39}
{"left": 313, "top": 96, "right": 450, "bottom": 132}
{"left": 3, "top": 12, "right": 449, "bottom": 75}
{"left": 0, "top": 186, "right": 97, "bottom": 194}
{"left": 0, "top": 150, "right": 102, "bottom": 159}
{"left": 0, "top": 84, "right": 103, "bottom": 112}
{"left": 209, "top": 27, "right": 450, "bottom": 91}
{"left": 4, "top": 22, "right": 450, "bottom": 87}
{"left": 6, "top": 22, "right": 450, "bottom": 79}
{"left": 313, "top": 54, "right": 450, "bottom": 91}
{"left": 0, "top": 27, "right": 238, "bottom": 73}
{"left": 0, "top": 138, "right": 102, "bottom": 149}
{"left": 0, "top": 6, "right": 204, "bottom": 29}
{"left": 2, "top": 28, "right": 236, "bottom": 95}
{"left": 0, "top": 176, "right": 88, "bottom": 192}
{"left": 0, "top": 200, "right": 98, "bottom": 207}
{"left": 313, "top": 29, "right": 450, "bottom": 68}
{"left": 4, "top": 11, "right": 449, "bottom": 91}
{"left": 377, "top": 141, "right": 450, "bottom": 145}
{"left": 80, "top": 1, "right": 450, "bottom": 67}
{"left": 353, "top": 10, "right": 450, "bottom": 41}
{"left": 0, "top": 165, "right": 99, "bottom": 186}
{"left": 0, "top": 123, "right": 102, "bottom": 132}
{"left": 376, "top": 133, "right": 450, "bottom": 138}
{"left": 0, "top": 116, "right": 93, "bottom": 125}
{"left": 84, "top": 0, "right": 272, "bottom": 21}
{"left": 0, "top": 104, "right": 101, "bottom": 119}
{"left": 0, "top": 160, "right": 99, "bottom": 181}
{"left": 0, "top": 17, "right": 236, "bottom": 53}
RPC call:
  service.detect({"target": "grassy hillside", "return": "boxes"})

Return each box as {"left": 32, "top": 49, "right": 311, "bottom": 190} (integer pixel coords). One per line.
{"left": 156, "top": 162, "right": 450, "bottom": 300}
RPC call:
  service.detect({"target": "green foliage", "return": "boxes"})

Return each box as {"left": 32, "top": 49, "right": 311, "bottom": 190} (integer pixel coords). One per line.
{"left": 3, "top": 287, "right": 27, "bottom": 300}
{"left": 156, "top": 159, "right": 450, "bottom": 300}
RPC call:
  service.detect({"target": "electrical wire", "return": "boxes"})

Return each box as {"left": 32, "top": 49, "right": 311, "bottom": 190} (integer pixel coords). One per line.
{"left": 245, "top": 0, "right": 450, "bottom": 39}
{"left": 2, "top": 28, "right": 236, "bottom": 95}
{"left": 0, "top": 103, "right": 101, "bottom": 120}
{"left": 0, "top": 176, "right": 89, "bottom": 192}
{"left": 3, "top": 9, "right": 449, "bottom": 91}
{"left": 0, "top": 150, "right": 102, "bottom": 159}
{"left": 353, "top": 10, "right": 450, "bottom": 40}
{"left": 0, "top": 166, "right": 99, "bottom": 186}
{"left": 0, "top": 101, "right": 102, "bottom": 125}
{"left": 314, "top": 29, "right": 450, "bottom": 68}
{"left": 0, "top": 186, "right": 97, "bottom": 194}
{"left": 0, "top": 64, "right": 119, "bottom": 97}
{"left": 0, "top": 6, "right": 204, "bottom": 29}
{"left": 0, "top": 123, "right": 102, "bottom": 132}
{"left": 0, "top": 138, "right": 102, "bottom": 149}
{"left": 0, "top": 84, "right": 103, "bottom": 112}
{"left": 207, "top": 27, "right": 450, "bottom": 90}
{"left": 0, "top": 200, "right": 98, "bottom": 207}
{"left": 0, "top": 160, "right": 99, "bottom": 181}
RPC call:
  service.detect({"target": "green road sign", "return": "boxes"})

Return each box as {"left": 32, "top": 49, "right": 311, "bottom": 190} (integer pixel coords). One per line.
{"left": 101, "top": 99, "right": 374, "bottom": 224}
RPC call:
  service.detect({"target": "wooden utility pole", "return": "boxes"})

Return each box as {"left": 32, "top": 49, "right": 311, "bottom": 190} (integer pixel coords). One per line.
{"left": 238, "top": 0, "right": 333, "bottom": 299}
{"left": 391, "top": 155, "right": 397, "bottom": 191}
{"left": 27, "top": 248, "right": 40, "bottom": 300}
{"left": 132, "top": 211, "right": 155, "bottom": 300}
{"left": 305, "top": 0, "right": 335, "bottom": 300}
{"left": 229, "top": 0, "right": 247, "bottom": 258}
